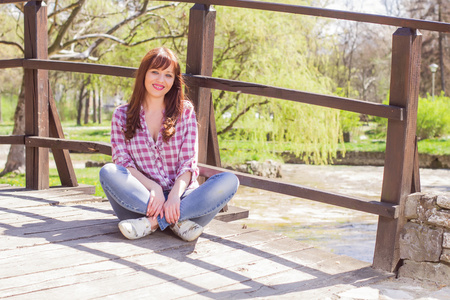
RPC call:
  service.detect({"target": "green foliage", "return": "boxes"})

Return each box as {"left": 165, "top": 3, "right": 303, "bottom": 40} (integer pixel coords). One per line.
{"left": 0, "top": 95, "right": 18, "bottom": 124}
{"left": 418, "top": 138, "right": 450, "bottom": 155}
{"left": 416, "top": 93, "right": 450, "bottom": 140}
{"left": 213, "top": 2, "right": 342, "bottom": 164}
{"left": 372, "top": 93, "right": 450, "bottom": 140}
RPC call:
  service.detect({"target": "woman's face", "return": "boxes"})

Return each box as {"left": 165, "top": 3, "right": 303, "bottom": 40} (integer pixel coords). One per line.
{"left": 144, "top": 63, "right": 175, "bottom": 101}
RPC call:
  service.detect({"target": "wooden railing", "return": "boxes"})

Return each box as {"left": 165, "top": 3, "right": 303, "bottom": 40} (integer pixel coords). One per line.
{"left": 1, "top": 0, "right": 449, "bottom": 272}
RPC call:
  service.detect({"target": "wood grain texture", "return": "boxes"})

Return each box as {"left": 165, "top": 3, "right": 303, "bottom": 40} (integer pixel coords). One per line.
{"left": 48, "top": 83, "right": 78, "bottom": 187}
{"left": 185, "top": 75, "right": 404, "bottom": 120}
{"left": 24, "top": 1, "right": 49, "bottom": 190}
{"left": 373, "top": 28, "right": 422, "bottom": 272}
{"left": 0, "top": 188, "right": 389, "bottom": 299}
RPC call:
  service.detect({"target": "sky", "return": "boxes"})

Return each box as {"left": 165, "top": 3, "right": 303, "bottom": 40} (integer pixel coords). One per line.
{"left": 325, "top": 0, "right": 387, "bottom": 15}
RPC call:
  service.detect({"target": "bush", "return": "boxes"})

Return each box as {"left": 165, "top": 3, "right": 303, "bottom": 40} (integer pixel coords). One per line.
{"left": 371, "top": 93, "right": 450, "bottom": 140}
{"left": 416, "top": 93, "right": 450, "bottom": 140}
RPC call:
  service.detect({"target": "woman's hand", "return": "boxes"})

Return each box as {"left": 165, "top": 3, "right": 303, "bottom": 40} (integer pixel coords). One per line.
{"left": 163, "top": 194, "right": 180, "bottom": 224}
{"left": 146, "top": 186, "right": 165, "bottom": 220}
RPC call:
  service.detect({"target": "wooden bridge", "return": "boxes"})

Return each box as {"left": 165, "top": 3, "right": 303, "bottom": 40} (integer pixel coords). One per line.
{"left": 0, "top": 2, "right": 449, "bottom": 293}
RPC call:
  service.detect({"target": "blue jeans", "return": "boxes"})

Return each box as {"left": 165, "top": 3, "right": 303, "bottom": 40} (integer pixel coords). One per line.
{"left": 99, "top": 163, "right": 239, "bottom": 231}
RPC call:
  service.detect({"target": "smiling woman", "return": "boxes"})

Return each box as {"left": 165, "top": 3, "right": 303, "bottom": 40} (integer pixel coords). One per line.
{"left": 99, "top": 47, "right": 240, "bottom": 242}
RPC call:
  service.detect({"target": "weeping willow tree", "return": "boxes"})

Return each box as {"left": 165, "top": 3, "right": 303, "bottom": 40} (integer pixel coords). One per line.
{"left": 212, "top": 2, "right": 342, "bottom": 164}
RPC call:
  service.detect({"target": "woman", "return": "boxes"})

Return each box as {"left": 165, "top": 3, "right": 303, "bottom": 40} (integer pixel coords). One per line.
{"left": 99, "top": 47, "right": 239, "bottom": 241}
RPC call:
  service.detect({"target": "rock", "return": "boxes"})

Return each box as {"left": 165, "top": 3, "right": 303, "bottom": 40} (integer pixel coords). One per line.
{"left": 398, "top": 260, "right": 450, "bottom": 285}
{"left": 404, "top": 193, "right": 423, "bottom": 219}
{"left": 417, "top": 194, "right": 438, "bottom": 223}
{"left": 437, "top": 194, "right": 450, "bottom": 210}
{"left": 225, "top": 160, "right": 282, "bottom": 178}
{"left": 443, "top": 232, "right": 450, "bottom": 249}
{"left": 85, "top": 161, "right": 108, "bottom": 168}
{"left": 427, "top": 210, "right": 450, "bottom": 229}
{"left": 247, "top": 160, "right": 282, "bottom": 178}
{"left": 399, "top": 222, "right": 443, "bottom": 262}
{"left": 441, "top": 248, "right": 450, "bottom": 264}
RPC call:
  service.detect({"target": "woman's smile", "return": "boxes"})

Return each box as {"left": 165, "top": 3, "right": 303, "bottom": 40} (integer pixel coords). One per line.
{"left": 153, "top": 83, "right": 165, "bottom": 91}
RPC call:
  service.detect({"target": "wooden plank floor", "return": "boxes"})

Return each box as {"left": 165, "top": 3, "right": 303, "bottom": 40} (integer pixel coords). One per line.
{"left": 0, "top": 186, "right": 391, "bottom": 299}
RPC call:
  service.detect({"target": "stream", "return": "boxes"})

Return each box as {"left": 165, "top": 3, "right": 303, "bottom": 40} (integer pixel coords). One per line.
{"left": 229, "top": 164, "right": 450, "bottom": 262}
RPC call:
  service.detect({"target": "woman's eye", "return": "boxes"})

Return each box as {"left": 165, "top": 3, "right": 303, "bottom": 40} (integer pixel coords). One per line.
{"left": 151, "top": 70, "right": 158, "bottom": 74}
{"left": 166, "top": 74, "right": 173, "bottom": 78}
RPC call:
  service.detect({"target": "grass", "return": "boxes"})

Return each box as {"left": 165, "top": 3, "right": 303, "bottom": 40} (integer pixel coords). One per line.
{"left": 0, "top": 167, "right": 106, "bottom": 198}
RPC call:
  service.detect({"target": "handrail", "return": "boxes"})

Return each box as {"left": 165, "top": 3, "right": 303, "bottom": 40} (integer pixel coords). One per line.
{"left": 0, "top": 0, "right": 26, "bottom": 4}
{"left": 2, "top": 0, "right": 449, "bottom": 32}
{"left": 0, "top": 58, "right": 404, "bottom": 120}
{"left": 162, "top": 0, "right": 450, "bottom": 33}
{"left": 0, "top": 135, "right": 398, "bottom": 218}
{"left": 185, "top": 74, "right": 404, "bottom": 120}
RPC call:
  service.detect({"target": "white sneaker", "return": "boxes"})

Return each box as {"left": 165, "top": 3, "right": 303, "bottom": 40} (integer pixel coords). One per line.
{"left": 118, "top": 217, "right": 156, "bottom": 240}
{"left": 170, "top": 220, "right": 203, "bottom": 242}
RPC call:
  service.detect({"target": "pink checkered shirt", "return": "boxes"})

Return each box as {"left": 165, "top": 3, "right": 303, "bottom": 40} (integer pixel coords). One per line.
{"left": 111, "top": 100, "right": 199, "bottom": 191}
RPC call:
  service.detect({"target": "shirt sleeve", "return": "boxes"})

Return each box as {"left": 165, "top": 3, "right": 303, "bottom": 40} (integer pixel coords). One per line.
{"left": 111, "top": 106, "right": 137, "bottom": 170}
{"left": 176, "top": 102, "right": 199, "bottom": 184}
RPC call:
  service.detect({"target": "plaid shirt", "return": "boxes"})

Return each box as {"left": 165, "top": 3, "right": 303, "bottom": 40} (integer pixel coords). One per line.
{"left": 111, "top": 100, "right": 199, "bottom": 191}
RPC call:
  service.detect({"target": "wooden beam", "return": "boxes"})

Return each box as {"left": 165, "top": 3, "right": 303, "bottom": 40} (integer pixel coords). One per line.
{"left": 0, "top": 135, "right": 25, "bottom": 144}
{"left": 25, "top": 137, "right": 112, "bottom": 156}
{"left": 22, "top": 60, "right": 403, "bottom": 120}
{"left": 48, "top": 83, "right": 78, "bottom": 187}
{"left": 160, "top": 0, "right": 450, "bottom": 33}
{"left": 199, "top": 164, "right": 398, "bottom": 218}
{"left": 373, "top": 28, "right": 422, "bottom": 272}
{"left": 185, "top": 4, "right": 217, "bottom": 168}
{"left": 0, "top": 59, "right": 23, "bottom": 69}
{"left": 23, "top": 59, "right": 136, "bottom": 78}
{"left": 24, "top": 1, "right": 49, "bottom": 190}
{"left": 185, "top": 75, "right": 404, "bottom": 120}
{"left": 411, "top": 136, "right": 421, "bottom": 193}
{"left": 0, "top": 0, "right": 27, "bottom": 4}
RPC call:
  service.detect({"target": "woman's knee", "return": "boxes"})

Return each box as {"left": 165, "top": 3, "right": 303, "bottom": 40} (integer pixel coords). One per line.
{"left": 99, "top": 163, "right": 127, "bottom": 185}
{"left": 212, "top": 172, "right": 239, "bottom": 194}
{"left": 223, "top": 172, "right": 239, "bottom": 189}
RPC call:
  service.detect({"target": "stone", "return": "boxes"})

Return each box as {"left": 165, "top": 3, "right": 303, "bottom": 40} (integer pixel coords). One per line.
{"left": 398, "top": 260, "right": 450, "bottom": 285}
{"left": 404, "top": 193, "right": 423, "bottom": 219}
{"left": 225, "top": 160, "right": 282, "bottom": 178}
{"left": 247, "top": 160, "right": 282, "bottom": 178}
{"left": 441, "top": 249, "right": 450, "bottom": 263}
{"left": 443, "top": 232, "right": 450, "bottom": 248}
{"left": 399, "top": 222, "right": 443, "bottom": 262}
{"left": 427, "top": 210, "right": 450, "bottom": 229}
{"left": 436, "top": 194, "right": 450, "bottom": 210}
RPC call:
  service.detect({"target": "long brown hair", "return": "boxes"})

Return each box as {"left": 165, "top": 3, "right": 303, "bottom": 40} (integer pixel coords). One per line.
{"left": 125, "top": 47, "right": 187, "bottom": 142}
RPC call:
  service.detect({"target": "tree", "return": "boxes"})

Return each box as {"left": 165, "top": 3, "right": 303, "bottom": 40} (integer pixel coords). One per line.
{"left": 211, "top": 2, "right": 342, "bottom": 164}
{"left": 402, "top": 0, "right": 449, "bottom": 96}
{"left": 0, "top": 0, "right": 186, "bottom": 175}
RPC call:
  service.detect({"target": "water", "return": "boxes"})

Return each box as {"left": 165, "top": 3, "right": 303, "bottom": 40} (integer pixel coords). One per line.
{"left": 229, "top": 164, "right": 450, "bottom": 262}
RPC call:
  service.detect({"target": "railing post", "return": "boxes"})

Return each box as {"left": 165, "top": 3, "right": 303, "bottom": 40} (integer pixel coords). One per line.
{"left": 373, "top": 28, "right": 422, "bottom": 272}
{"left": 24, "top": 1, "right": 49, "bottom": 189}
{"left": 185, "top": 4, "right": 220, "bottom": 167}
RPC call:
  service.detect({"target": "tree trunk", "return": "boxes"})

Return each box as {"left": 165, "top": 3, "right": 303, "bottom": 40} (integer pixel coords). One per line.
{"left": 76, "top": 86, "right": 84, "bottom": 126}
{"left": 84, "top": 89, "right": 90, "bottom": 124}
{"left": 98, "top": 87, "right": 102, "bottom": 124}
{"left": 0, "top": 74, "right": 26, "bottom": 176}
{"left": 92, "top": 89, "right": 97, "bottom": 123}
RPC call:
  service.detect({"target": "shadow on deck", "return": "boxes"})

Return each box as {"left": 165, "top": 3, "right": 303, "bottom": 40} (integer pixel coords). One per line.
{"left": 0, "top": 186, "right": 391, "bottom": 299}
